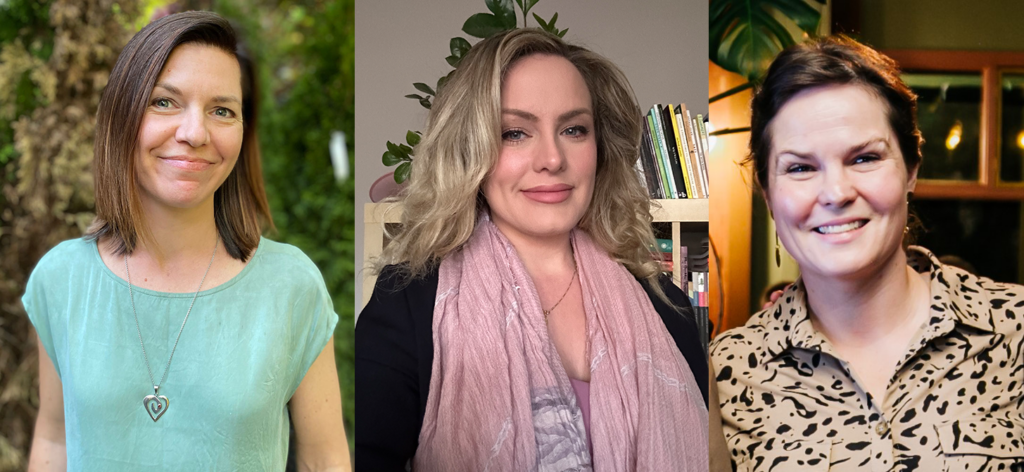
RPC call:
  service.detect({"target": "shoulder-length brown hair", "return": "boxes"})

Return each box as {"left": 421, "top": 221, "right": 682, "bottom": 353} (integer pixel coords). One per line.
{"left": 86, "top": 11, "right": 272, "bottom": 261}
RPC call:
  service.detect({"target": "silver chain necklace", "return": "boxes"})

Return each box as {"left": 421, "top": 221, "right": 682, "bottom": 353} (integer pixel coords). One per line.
{"left": 125, "top": 238, "right": 218, "bottom": 422}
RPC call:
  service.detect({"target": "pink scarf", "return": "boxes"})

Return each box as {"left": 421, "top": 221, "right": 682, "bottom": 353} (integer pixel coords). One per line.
{"left": 415, "top": 217, "right": 708, "bottom": 471}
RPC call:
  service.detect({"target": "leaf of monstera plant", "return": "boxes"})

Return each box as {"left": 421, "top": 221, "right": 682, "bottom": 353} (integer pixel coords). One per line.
{"left": 709, "top": 0, "right": 823, "bottom": 83}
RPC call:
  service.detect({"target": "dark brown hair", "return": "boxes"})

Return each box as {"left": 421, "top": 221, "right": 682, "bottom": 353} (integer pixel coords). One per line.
{"left": 86, "top": 11, "right": 272, "bottom": 261}
{"left": 748, "top": 35, "right": 923, "bottom": 193}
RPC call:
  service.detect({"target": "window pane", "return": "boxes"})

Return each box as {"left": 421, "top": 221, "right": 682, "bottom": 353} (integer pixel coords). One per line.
{"left": 1000, "top": 73, "right": 1024, "bottom": 182}
{"left": 903, "top": 73, "right": 981, "bottom": 181}
{"left": 913, "top": 199, "right": 1021, "bottom": 283}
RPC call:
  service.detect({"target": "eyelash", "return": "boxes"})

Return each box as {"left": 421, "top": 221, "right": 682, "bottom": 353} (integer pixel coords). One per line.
{"left": 500, "top": 125, "right": 590, "bottom": 142}
{"left": 151, "top": 97, "right": 237, "bottom": 119}
{"left": 784, "top": 154, "right": 880, "bottom": 173}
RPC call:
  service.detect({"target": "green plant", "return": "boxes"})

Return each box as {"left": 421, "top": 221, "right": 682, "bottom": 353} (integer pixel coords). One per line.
{"left": 382, "top": 0, "right": 567, "bottom": 183}
{"left": 708, "top": 0, "right": 824, "bottom": 135}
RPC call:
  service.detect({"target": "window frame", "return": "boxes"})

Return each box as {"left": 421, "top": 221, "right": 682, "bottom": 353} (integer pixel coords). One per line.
{"left": 886, "top": 49, "right": 1024, "bottom": 200}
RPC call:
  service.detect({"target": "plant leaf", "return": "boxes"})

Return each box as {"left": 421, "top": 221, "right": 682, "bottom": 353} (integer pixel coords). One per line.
{"left": 406, "top": 130, "right": 421, "bottom": 146}
{"left": 485, "top": 0, "right": 517, "bottom": 29}
{"left": 463, "top": 13, "right": 508, "bottom": 38}
{"left": 398, "top": 143, "right": 414, "bottom": 154}
{"left": 413, "top": 82, "right": 435, "bottom": 96}
{"left": 394, "top": 161, "right": 412, "bottom": 183}
{"left": 386, "top": 141, "right": 402, "bottom": 156}
{"left": 709, "top": 0, "right": 822, "bottom": 82}
{"left": 557, "top": 28, "right": 568, "bottom": 38}
{"left": 445, "top": 55, "right": 461, "bottom": 67}
{"left": 514, "top": 0, "right": 524, "bottom": 12}
{"left": 532, "top": 12, "right": 549, "bottom": 30}
{"left": 450, "top": 37, "right": 472, "bottom": 58}
{"left": 525, "top": 0, "right": 540, "bottom": 15}
{"left": 404, "top": 94, "right": 424, "bottom": 99}
{"left": 419, "top": 97, "right": 431, "bottom": 109}
{"left": 382, "top": 151, "right": 403, "bottom": 166}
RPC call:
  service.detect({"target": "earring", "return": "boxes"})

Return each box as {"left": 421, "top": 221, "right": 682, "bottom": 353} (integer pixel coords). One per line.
{"left": 775, "top": 233, "right": 781, "bottom": 268}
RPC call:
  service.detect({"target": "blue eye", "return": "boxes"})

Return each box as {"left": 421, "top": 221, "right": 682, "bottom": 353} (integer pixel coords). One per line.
{"left": 153, "top": 98, "right": 172, "bottom": 108}
{"left": 853, "top": 154, "right": 880, "bottom": 164}
{"left": 214, "top": 108, "right": 235, "bottom": 118}
{"left": 502, "top": 129, "right": 526, "bottom": 141}
{"left": 786, "top": 164, "right": 813, "bottom": 173}
{"left": 564, "top": 125, "right": 589, "bottom": 137}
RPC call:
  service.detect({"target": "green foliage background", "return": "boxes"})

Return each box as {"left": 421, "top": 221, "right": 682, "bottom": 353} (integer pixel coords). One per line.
{"left": 0, "top": 0, "right": 355, "bottom": 467}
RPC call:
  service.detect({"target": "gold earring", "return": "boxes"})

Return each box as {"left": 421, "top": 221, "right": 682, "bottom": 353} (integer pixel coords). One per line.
{"left": 775, "top": 233, "right": 781, "bottom": 268}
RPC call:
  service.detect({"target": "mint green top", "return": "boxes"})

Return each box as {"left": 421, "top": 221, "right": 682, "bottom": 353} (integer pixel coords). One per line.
{"left": 22, "top": 237, "right": 338, "bottom": 471}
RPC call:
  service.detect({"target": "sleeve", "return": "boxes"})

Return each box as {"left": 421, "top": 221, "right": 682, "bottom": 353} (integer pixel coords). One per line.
{"left": 643, "top": 275, "right": 709, "bottom": 406}
{"left": 354, "top": 266, "right": 432, "bottom": 472}
{"left": 21, "top": 256, "right": 61, "bottom": 378}
{"left": 290, "top": 271, "right": 340, "bottom": 398}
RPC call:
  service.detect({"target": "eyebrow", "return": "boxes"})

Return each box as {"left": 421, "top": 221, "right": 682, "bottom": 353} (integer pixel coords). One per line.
{"left": 777, "top": 137, "right": 891, "bottom": 160}
{"left": 502, "top": 108, "right": 592, "bottom": 123}
{"left": 154, "top": 82, "right": 242, "bottom": 107}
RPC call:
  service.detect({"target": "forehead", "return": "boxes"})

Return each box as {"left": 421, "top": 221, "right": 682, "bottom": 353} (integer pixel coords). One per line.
{"left": 156, "top": 42, "right": 241, "bottom": 94}
{"left": 769, "top": 84, "right": 894, "bottom": 156}
{"left": 501, "top": 54, "right": 591, "bottom": 111}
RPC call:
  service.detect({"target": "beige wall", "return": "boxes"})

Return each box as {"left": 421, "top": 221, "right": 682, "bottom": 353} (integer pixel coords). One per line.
{"left": 354, "top": 0, "right": 709, "bottom": 309}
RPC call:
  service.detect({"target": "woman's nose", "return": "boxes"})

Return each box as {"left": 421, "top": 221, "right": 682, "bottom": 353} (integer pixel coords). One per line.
{"left": 175, "top": 108, "right": 209, "bottom": 147}
{"left": 533, "top": 133, "right": 566, "bottom": 173}
{"left": 818, "top": 167, "right": 857, "bottom": 208}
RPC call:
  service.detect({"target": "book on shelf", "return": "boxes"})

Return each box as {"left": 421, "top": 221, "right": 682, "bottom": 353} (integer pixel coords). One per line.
{"left": 639, "top": 118, "right": 665, "bottom": 199}
{"left": 681, "top": 108, "right": 707, "bottom": 198}
{"left": 694, "top": 114, "right": 712, "bottom": 197}
{"left": 648, "top": 107, "right": 678, "bottom": 198}
{"left": 669, "top": 104, "right": 695, "bottom": 198}
{"left": 638, "top": 103, "right": 709, "bottom": 199}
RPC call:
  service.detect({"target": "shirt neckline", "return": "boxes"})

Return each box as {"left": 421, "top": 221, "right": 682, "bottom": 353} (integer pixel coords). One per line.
{"left": 89, "top": 236, "right": 263, "bottom": 298}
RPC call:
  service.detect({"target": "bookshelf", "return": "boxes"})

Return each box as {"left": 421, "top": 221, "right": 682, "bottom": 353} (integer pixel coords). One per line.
{"left": 361, "top": 199, "right": 709, "bottom": 309}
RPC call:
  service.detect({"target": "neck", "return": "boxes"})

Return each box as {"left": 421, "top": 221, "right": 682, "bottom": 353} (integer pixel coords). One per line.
{"left": 497, "top": 227, "right": 576, "bottom": 280}
{"left": 803, "top": 247, "right": 927, "bottom": 347}
{"left": 131, "top": 197, "right": 220, "bottom": 267}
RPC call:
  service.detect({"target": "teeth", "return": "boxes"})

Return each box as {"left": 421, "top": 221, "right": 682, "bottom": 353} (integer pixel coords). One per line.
{"left": 816, "top": 220, "right": 865, "bottom": 234}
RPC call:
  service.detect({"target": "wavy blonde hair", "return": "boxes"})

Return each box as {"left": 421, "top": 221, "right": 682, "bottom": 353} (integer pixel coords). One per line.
{"left": 375, "top": 29, "right": 667, "bottom": 300}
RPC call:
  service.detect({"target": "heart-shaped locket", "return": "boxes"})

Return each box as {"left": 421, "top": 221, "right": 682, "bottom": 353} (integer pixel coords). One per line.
{"left": 143, "top": 394, "right": 170, "bottom": 422}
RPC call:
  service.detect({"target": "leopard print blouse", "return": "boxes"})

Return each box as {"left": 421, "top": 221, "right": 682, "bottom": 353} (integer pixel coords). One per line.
{"left": 711, "top": 247, "right": 1024, "bottom": 471}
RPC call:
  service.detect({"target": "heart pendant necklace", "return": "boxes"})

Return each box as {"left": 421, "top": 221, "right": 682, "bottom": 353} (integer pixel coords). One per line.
{"left": 125, "top": 238, "right": 218, "bottom": 422}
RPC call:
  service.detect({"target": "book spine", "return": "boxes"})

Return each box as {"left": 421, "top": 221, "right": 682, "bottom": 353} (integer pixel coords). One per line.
{"left": 660, "top": 104, "right": 687, "bottom": 198}
{"left": 650, "top": 106, "right": 677, "bottom": 199}
{"left": 646, "top": 114, "right": 671, "bottom": 199}
{"left": 696, "top": 115, "right": 712, "bottom": 196}
{"left": 692, "top": 113, "right": 710, "bottom": 197}
{"left": 682, "top": 109, "right": 705, "bottom": 198}
{"left": 673, "top": 105, "right": 696, "bottom": 199}
{"left": 638, "top": 119, "right": 663, "bottom": 199}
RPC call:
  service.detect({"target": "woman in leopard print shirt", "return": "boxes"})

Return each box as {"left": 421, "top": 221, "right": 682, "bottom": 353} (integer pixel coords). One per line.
{"left": 711, "top": 36, "right": 1024, "bottom": 471}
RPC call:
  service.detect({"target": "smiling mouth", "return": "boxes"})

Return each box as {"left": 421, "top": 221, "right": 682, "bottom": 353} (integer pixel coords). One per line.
{"left": 813, "top": 220, "right": 867, "bottom": 234}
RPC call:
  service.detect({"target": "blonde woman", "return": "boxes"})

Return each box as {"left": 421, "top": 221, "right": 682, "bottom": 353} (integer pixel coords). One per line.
{"left": 356, "top": 29, "right": 708, "bottom": 471}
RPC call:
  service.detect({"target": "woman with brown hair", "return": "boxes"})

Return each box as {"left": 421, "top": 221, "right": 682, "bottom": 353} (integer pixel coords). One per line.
{"left": 711, "top": 36, "right": 1024, "bottom": 471}
{"left": 356, "top": 28, "right": 708, "bottom": 471}
{"left": 22, "top": 12, "right": 349, "bottom": 470}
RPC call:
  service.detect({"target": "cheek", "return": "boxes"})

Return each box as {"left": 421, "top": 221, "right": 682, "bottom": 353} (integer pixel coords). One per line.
{"left": 137, "top": 116, "right": 170, "bottom": 151}
{"left": 214, "top": 127, "right": 244, "bottom": 164}
{"left": 768, "top": 186, "right": 814, "bottom": 229}
{"left": 863, "top": 176, "right": 909, "bottom": 215}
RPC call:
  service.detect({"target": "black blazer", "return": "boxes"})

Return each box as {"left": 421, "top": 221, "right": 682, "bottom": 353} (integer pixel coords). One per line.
{"left": 354, "top": 264, "right": 708, "bottom": 471}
